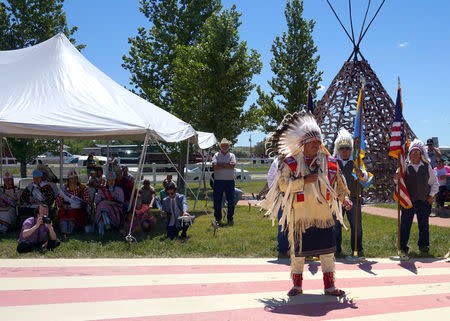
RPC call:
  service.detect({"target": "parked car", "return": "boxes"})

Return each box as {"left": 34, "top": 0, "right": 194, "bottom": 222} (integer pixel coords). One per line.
{"left": 65, "top": 155, "right": 108, "bottom": 166}
{"left": 184, "top": 162, "right": 250, "bottom": 181}
{"left": 31, "top": 150, "right": 73, "bottom": 164}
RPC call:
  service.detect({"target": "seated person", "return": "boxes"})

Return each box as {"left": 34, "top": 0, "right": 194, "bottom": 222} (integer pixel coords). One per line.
{"left": 159, "top": 175, "right": 173, "bottom": 200}
{"left": 434, "top": 158, "right": 450, "bottom": 208}
{"left": 0, "top": 171, "right": 20, "bottom": 233}
{"left": 86, "top": 153, "right": 97, "bottom": 176}
{"left": 95, "top": 171, "right": 124, "bottom": 236}
{"left": 161, "top": 182, "right": 193, "bottom": 239}
{"left": 19, "top": 169, "right": 55, "bottom": 221}
{"left": 115, "top": 169, "right": 134, "bottom": 214}
{"left": 37, "top": 164, "right": 59, "bottom": 197}
{"left": 87, "top": 166, "right": 105, "bottom": 202}
{"left": 140, "top": 179, "right": 161, "bottom": 209}
{"left": 17, "top": 204, "right": 60, "bottom": 253}
{"left": 122, "top": 165, "right": 135, "bottom": 183}
{"left": 126, "top": 191, "right": 156, "bottom": 235}
{"left": 56, "top": 170, "right": 91, "bottom": 235}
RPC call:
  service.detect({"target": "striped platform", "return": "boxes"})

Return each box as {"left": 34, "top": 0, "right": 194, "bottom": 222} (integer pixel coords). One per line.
{"left": 0, "top": 257, "right": 449, "bottom": 320}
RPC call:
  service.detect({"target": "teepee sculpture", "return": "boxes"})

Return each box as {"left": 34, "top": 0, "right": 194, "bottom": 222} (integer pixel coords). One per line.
{"left": 314, "top": 0, "right": 415, "bottom": 202}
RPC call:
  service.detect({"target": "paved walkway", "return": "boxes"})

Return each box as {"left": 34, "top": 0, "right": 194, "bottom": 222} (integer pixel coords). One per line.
{"left": 362, "top": 206, "right": 449, "bottom": 227}
{"left": 0, "top": 257, "right": 449, "bottom": 320}
{"left": 238, "top": 200, "right": 449, "bottom": 228}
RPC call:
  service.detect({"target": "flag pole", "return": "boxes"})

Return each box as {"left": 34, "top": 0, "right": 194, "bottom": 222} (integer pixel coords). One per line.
{"left": 390, "top": 77, "right": 408, "bottom": 261}
{"left": 354, "top": 81, "right": 364, "bottom": 258}
{"left": 396, "top": 157, "right": 401, "bottom": 256}
{"left": 396, "top": 76, "right": 401, "bottom": 257}
{"left": 346, "top": 81, "right": 365, "bottom": 263}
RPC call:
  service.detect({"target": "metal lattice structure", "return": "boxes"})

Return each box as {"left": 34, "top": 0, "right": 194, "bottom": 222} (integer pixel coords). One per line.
{"left": 314, "top": 1, "right": 416, "bottom": 202}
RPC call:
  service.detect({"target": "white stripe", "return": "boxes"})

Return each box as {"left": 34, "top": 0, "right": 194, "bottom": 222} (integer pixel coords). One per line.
{"left": 1, "top": 267, "right": 448, "bottom": 291}
{"left": 392, "top": 122, "right": 402, "bottom": 126}
{"left": 390, "top": 141, "right": 401, "bottom": 146}
{"left": 1, "top": 282, "right": 449, "bottom": 320}
{"left": 331, "top": 307, "right": 450, "bottom": 321}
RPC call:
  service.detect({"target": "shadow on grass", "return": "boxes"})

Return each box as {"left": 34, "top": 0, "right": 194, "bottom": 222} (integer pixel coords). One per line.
{"left": 259, "top": 294, "right": 357, "bottom": 317}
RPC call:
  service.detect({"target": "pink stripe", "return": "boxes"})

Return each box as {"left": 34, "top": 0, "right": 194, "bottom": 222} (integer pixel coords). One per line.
{"left": 1, "top": 261, "right": 448, "bottom": 278}
{"left": 98, "top": 293, "right": 450, "bottom": 321}
{"left": 1, "top": 274, "right": 449, "bottom": 307}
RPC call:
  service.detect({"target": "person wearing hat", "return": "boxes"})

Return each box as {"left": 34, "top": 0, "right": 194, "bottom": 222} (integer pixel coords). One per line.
{"left": 426, "top": 138, "right": 441, "bottom": 169}
{"left": 212, "top": 138, "right": 237, "bottom": 225}
{"left": 19, "top": 169, "right": 55, "bottom": 222}
{"left": 94, "top": 171, "right": 124, "bottom": 236}
{"left": 0, "top": 171, "right": 20, "bottom": 233}
{"left": 395, "top": 139, "right": 439, "bottom": 255}
{"left": 261, "top": 113, "right": 352, "bottom": 297}
{"left": 55, "top": 170, "right": 91, "bottom": 235}
{"left": 333, "top": 129, "right": 371, "bottom": 258}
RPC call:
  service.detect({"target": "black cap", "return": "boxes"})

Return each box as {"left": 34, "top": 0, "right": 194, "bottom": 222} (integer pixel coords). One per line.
{"left": 427, "top": 138, "right": 434, "bottom": 145}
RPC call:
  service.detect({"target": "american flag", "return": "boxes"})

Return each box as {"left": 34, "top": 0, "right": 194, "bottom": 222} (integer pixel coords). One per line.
{"left": 1, "top": 257, "right": 449, "bottom": 320}
{"left": 389, "top": 87, "right": 412, "bottom": 209}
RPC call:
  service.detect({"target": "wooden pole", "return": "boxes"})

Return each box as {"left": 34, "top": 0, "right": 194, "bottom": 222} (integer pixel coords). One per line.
{"left": 353, "top": 83, "right": 365, "bottom": 257}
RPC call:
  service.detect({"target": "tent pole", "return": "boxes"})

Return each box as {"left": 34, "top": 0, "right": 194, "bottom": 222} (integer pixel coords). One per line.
{"left": 127, "top": 132, "right": 149, "bottom": 213}
{"left": 185, "top": 138, "right": 190, "bottom": 196}
{"left": 125, "top": 131, "right": 150, "bottom": 243}
{"left": 59, "top": 139, "right": 64, "bottom": 188}
{"left": 193, "top": 149, "right": 205, "bottom": 209}
{"left": 0, "top": 137, "right": 3, "bottom": 185}
{"left": 107, "top": 141, "right": 111, "bottom": 170}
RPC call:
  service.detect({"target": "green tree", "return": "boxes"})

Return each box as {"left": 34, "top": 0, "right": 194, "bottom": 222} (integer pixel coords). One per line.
{"left": 172, "top": 5, "right": 262, "bottom": 142}
{"left": 122, "top": 0, "right": 221, "bottom": 109}
{"left": 256, "top": 0, "right": 322, "bottom": 133}
{"left": 0, "top": 0, "right": 83, "bottom": 177}
{"left": 123, "top": 0, "right": 222, "bottom": 190}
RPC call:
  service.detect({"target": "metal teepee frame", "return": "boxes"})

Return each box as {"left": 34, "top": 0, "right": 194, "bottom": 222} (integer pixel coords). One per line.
{"left": 314, "top": 0, "right": 416, "bottom": 202}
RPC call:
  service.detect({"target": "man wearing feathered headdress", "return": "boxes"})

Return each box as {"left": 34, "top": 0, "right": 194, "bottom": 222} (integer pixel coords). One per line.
{"left": 261, "top": 112, "right": 352, "bottom": 297}
{"left": 333, "top": 129, "right": 369, "bottom": 258}
{"left": 395, "top": 139, "right": 439, "bottom": 256}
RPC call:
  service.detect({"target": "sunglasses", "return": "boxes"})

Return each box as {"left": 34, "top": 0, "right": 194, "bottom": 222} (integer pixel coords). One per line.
{"left": 339, "top": 147, "right": 351, "bottom": 151}
{"left": 167, "top": 191, "right": 176, "bottom": 196}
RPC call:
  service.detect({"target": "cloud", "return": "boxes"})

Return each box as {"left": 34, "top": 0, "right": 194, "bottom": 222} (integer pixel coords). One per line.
{"left": 398, "top": 42, "right": 409, "bottom": 48}
{"left": 318, "top": 84, "right": 325, "bottom": 91}
{"left": 422, "top": 119, "right": 429, "bottom": 123}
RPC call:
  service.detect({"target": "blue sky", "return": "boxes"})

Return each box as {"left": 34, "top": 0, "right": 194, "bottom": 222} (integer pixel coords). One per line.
{"left": 65, "top": 0, "right": 449, "bottom": 147}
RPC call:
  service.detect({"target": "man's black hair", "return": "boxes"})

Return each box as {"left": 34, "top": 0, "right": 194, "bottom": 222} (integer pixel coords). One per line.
{"left": 165, "top": 182, "right": 177, "bottom": 192}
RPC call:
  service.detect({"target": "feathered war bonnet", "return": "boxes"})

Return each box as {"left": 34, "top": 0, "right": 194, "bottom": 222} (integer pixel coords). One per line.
{"left": 407, "top": 139, "right": 430, "bottom": 163}
{"left": 267, "top": 112, "right": 326, "bottom": 157}
{"left": 333, "top": 128, "right": 354, "bottom": 156}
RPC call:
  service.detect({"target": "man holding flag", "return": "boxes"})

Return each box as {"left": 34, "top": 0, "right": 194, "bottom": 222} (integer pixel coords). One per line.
{"left": 333, "top": 128, "right": 372, "bottom": 258}
{"left": 335, "top": 83, "right": 373, "bottom": 261}
{"left": 390, "top": 84, "right": 439, "bottom": 257}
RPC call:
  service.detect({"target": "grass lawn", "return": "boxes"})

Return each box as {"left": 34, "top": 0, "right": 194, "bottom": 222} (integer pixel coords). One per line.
{"left": 0, "top": 200, "right": 448, "bottom": 258}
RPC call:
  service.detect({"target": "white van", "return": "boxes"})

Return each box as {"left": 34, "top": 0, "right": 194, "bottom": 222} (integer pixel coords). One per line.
{"left": 65, "top": 155, "right": 108, "bottom": 166}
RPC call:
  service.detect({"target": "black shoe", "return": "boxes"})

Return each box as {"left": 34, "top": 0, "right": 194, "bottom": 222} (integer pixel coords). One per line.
{"left": 180, "top": 232, "right": 187, "bottom": 239}
{"left": 227, "top": 220, "right": 234, "bottom": 226}
{"left": 277, "top": 252, "right": 289, "bottom": 259}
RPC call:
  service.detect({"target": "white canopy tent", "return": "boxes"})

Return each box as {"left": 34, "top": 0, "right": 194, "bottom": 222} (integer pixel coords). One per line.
{"left": 0, "top": 33, "right": 196, "bottom": 141}
{"left": 0, "top": 33, "right": 220, "bottom": 238}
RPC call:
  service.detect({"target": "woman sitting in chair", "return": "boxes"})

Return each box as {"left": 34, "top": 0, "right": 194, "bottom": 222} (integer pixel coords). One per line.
{"left": 0, "top": 171, "right": 20, "bottom": 233}
{"left": 94, "top": 171, "right": 124, "bottom": 236}
{"left": 56, "top": 170, "right": 91, "bottom": 235}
